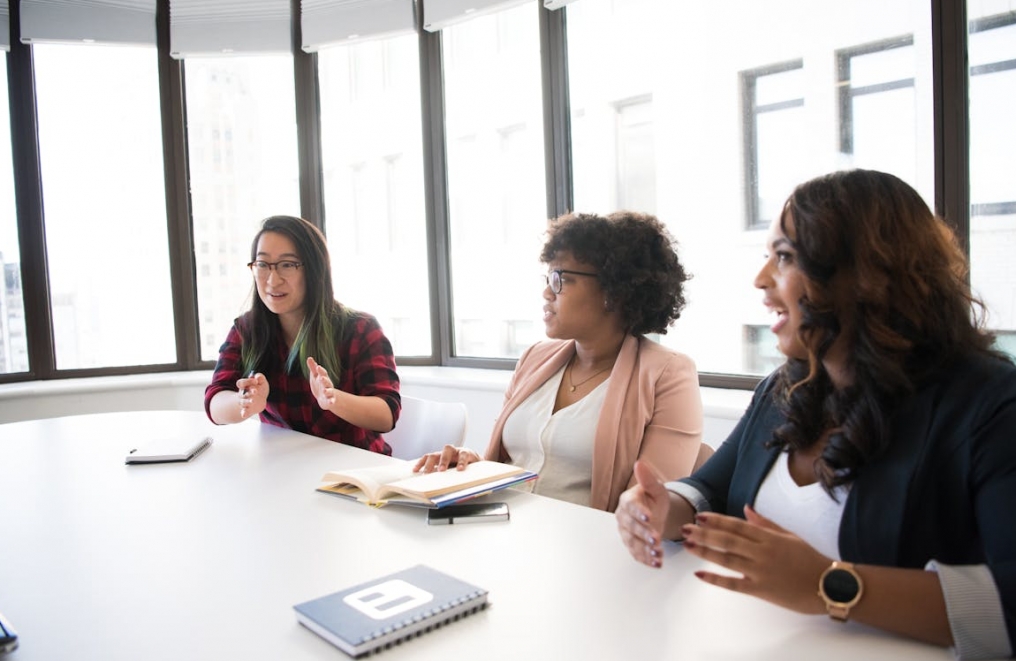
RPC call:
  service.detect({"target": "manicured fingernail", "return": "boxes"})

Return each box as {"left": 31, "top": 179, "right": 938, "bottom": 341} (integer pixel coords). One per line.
{"left": 695, "top": 513, "right": 709, "bottom": 524}
{"left": 683, "top": 539, "right": 697, "bottom": 550}
{"left": 649, "top": 548, "right": 659, "bottom": 558}
{"left": 694, "top": 570, "right": 706, "bottom": 579}
{"left": 652, "top": 560, "right": 661, "bottom": 568}
{"left": 681, "top": 524, "right": 693, "bottom": 537}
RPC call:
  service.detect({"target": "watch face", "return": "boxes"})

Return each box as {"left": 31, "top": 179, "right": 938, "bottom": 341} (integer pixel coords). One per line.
{"left": 822, "top": 568, "right": 860, "bottom": 604}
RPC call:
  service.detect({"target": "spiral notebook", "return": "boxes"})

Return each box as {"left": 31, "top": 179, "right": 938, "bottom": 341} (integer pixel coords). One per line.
{"left": 294, "top": 565, "right": 488, "bottom": 657}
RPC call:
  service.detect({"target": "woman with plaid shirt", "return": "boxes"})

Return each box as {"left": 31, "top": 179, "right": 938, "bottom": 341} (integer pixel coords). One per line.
{"left": 205, "top": 215, "right": 401, "bottom": 454}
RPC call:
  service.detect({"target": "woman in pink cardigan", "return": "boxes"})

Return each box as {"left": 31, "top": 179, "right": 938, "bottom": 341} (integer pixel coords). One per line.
{"left": 415, "top": 211, "right": 705, "bottom": 512}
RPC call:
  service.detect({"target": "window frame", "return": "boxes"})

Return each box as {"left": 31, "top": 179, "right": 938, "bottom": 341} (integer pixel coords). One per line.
{"left": 836, "top": 35, "right": 916, "bottom": 158}
{"left": 968, "top": 11, "right": 1016, "bottom": 218}
{"left": 740, "top": 59, "right": 804, "bottom": 232}
{"left": 0, "top": 0, "right": 980, "bottom": 390}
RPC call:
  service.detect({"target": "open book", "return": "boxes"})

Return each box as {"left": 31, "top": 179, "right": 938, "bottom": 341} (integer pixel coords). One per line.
{"left": 317, "top": 459, "right": 537, "bottom": 508}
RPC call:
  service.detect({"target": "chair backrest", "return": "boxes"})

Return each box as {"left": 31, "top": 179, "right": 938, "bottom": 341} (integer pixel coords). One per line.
{"left": 385, "top": 395, "right": 469, "bottom": 461}
{"left": 692, "top": 443, "right": 715, "bottom": 473}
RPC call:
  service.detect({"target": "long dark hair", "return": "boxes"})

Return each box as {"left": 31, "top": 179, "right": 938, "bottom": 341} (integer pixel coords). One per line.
{"left": 240, "top": 215, "right": 350, "bottom": 379}
{"left": 770, "top": 170, "right": 1007, "bottom": 493}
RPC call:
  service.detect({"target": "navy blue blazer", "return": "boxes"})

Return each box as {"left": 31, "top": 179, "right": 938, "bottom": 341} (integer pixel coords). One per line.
{"left": 682, "top": 353, "right": 1016, "bottom": 648}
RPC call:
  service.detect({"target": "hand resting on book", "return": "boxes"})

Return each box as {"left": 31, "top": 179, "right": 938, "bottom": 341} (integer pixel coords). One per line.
{"left": 413, "top": 445, "right": 484, "bottom": 473}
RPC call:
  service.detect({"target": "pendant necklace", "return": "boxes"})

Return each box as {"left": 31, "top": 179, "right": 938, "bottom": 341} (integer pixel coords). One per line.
{"left": 567, "top": 361, "right": 612, "bottom": 392}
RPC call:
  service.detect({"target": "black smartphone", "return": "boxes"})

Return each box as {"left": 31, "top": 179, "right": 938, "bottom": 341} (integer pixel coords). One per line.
{"left": 0, "top": 611, "right": 18, "bottom": 655}
{"left": 427, "top": 502, "right": 510, "bottom": 525}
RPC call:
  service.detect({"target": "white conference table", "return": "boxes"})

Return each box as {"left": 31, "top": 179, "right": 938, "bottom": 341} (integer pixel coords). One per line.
{"left": 0, "top": 411, "right": 952, "bottom": 661}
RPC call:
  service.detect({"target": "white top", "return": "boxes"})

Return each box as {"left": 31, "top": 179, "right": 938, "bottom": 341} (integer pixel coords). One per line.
{"left": 752, "top": 451, "right": 848, "bottom": 561}
{"left": 500, "top": 365, "right": 608, "bottom": 508}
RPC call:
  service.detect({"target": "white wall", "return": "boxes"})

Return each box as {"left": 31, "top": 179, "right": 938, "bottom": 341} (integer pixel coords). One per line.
{"left": 0, "top": 367, "right": 749, "bottom": 451}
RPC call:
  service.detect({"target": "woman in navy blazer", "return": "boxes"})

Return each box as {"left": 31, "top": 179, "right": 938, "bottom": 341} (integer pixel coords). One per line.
{"left": 616, "top": 169, "right": 1016, "bottom": 659}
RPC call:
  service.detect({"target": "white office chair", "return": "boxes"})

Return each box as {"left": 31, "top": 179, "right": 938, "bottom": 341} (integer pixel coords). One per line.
{"left": 386, "top": 395, "right": 469, "bottom": 461}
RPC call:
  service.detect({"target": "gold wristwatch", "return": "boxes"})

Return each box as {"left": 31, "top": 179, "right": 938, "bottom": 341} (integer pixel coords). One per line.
{"left": 818, "top": 561, "right": 864, "bottom": 621}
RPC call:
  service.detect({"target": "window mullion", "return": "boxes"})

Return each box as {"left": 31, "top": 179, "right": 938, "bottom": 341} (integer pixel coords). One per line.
{"left": 932, "top": 0, "right": 970, "bottom": 254}
{"left": 157, "top": 0, "right": 201, "bottom": 370}
{"left": 539, "top": 2, "right": 572, "bottom": 219}
{"left": 5, "top": 1, "right": 56, "bottom": 382}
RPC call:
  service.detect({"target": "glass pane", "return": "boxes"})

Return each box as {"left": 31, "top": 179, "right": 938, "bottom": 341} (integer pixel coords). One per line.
{"left": 442, "top": 2, "right": 548, "bottom": 359}
{"left": 567, "top": 0, "right": 933, "bottom": 376}
{"left": 0, "top": 55, "right": 28, "bottom": 374}
{"left": 967, "top": 7, "right": 1016, "bottom": 360}
{"left": 318, "top": 34, "right": 431, "bottom": 357}
{"left": 34, "top": 44, "right": 175, "bottom": 369}
{"left": 184, "top": 56, "right": 301, "bottom": 362}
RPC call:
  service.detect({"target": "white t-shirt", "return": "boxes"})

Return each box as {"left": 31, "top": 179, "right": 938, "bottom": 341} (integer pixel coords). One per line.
{"left": 500, "top": 365, "right": 609, "bottom": 508}
{"left": 752, "top": 451, "right": 849, "bottom": 560}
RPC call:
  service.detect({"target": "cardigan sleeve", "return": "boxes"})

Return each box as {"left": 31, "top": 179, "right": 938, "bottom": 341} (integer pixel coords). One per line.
{"left": 629, "top": 351, "right": 703, "bottom": 486}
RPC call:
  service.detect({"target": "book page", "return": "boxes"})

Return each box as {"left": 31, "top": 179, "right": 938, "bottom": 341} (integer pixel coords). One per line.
{"left": 320, "top": 461, "right": 417, "bottom": 501}
{"left": 382, "top": 461, "right": 524, "bottom": 500}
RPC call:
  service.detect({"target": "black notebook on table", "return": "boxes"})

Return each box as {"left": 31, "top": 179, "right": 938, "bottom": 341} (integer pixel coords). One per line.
{"left": 293, "top": 564, "right": 488, "bottom": 657}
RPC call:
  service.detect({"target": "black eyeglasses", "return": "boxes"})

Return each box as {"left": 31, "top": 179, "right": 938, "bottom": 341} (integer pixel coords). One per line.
{"left": 248, "top": 260, "right": 303, "bottom": 279}
{"left": 544, "top": 269, "right": 598, "bottom": 294}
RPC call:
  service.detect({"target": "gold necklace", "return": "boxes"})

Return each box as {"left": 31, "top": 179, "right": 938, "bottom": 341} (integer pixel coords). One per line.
{"left": 567, "top": 361, "right": 612, "bottom": 392}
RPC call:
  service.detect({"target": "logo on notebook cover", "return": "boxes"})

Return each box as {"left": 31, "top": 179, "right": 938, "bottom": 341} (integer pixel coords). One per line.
{"left": 343, "top": 579, "right": 434, "bottom": 620}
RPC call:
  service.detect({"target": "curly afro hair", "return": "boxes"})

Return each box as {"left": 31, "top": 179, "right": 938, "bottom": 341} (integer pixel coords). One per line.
{"left": 540, "top": 211, "right": 690, "bottom": 335}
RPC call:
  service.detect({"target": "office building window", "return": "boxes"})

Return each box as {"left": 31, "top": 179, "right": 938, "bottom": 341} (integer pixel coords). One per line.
{"left": 184, "top": 55, "right": 301, "bottom": 362}
{"left": 565, "top": 0, "right": 933, "bottom": 377}
{"left": 614, "top": 97, "right": 656, "bottom": 214}
{"left": 742, "top": 61, "right": 806, "bottom": 231}
{"left": 837, "top": 36, "right": 918, "bottom": 188}
{"left": 318, "top": 33, "right": 431, "bottom": 357}
{"left": 968, "top": 9, "right": 1016, "bottom": 354}
{"left": 443, "top": 2, "right": 548, "bottom": 360}
{"left": 0, "top": 55, "right": 27, "bottom": 375}
{"left": 743, "top": 325, "right": 784, "bottom": 376}
{"left": 995, "top": 331, "right": 1016, "bottom": 361}
{"left": 34, "top": 44, "right": 176, "bottom": 370}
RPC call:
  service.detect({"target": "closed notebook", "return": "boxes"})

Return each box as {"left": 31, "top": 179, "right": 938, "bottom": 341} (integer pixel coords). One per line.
{"left": 125, "top": 436, "right": 212, "bottom": 464}
{"left": 293, "top": 564, "right": 488, "bottom": 658}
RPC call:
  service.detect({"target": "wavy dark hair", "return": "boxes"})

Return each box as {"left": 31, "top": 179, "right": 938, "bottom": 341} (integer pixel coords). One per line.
{"left": 770, "top": 169, "right": 1007, "bottom": 493}
{"left": 240, "top": 215, "right": 351, "bottom": 380}
{"left": 540, "top": 211, "right": 690, "bottom": 335}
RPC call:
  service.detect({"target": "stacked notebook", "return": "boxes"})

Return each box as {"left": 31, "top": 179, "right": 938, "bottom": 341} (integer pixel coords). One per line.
{"left": 293, "top": 565, "right": 488, "bottom": 657}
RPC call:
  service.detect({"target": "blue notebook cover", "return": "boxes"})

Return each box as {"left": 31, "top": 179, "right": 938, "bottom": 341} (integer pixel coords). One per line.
{"left": 294, "top": 565, "right": 488, "bottom": 657}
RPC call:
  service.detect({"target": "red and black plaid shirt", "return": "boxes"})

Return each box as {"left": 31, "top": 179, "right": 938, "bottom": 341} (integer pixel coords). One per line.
{"left": 204, "top": 310, "right": 401, "bottom": 454}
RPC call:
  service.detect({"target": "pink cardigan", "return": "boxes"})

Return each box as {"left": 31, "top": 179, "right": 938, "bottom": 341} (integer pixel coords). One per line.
{"left": 484, "top": 334, "right": 703, "bottom": 512}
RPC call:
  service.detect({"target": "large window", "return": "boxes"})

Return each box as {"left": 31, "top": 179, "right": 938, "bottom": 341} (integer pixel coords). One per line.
{"left": 967, "top": 8, "right": 1016, "bottom": 358}
{"left": 565, "top": 0, "right": 933, "bottom": 377}
{"left": 184, "top": 56, "right": 301, "bottom": 361}
{"left": 0, "top": 0, "right": 1005, "bottom": 387}
{"left": 318, "top": 33, "right": 431, "bottom": 357}
{"left": 34, "top": 44, "right": 175, "bottom": 370}
{"left": 0, "top": 55, "right": 26, "bottom": 375}
{"left": 442, "top": 1, "right": 548, "bottom": 360}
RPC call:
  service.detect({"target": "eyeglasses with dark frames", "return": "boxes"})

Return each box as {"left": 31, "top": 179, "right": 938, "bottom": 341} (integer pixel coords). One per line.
{"left": 544, "top": 269, "right": 598, "bottom": 294}
{"left": 248, "top": 260, "right": 303, "bottom": 279}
